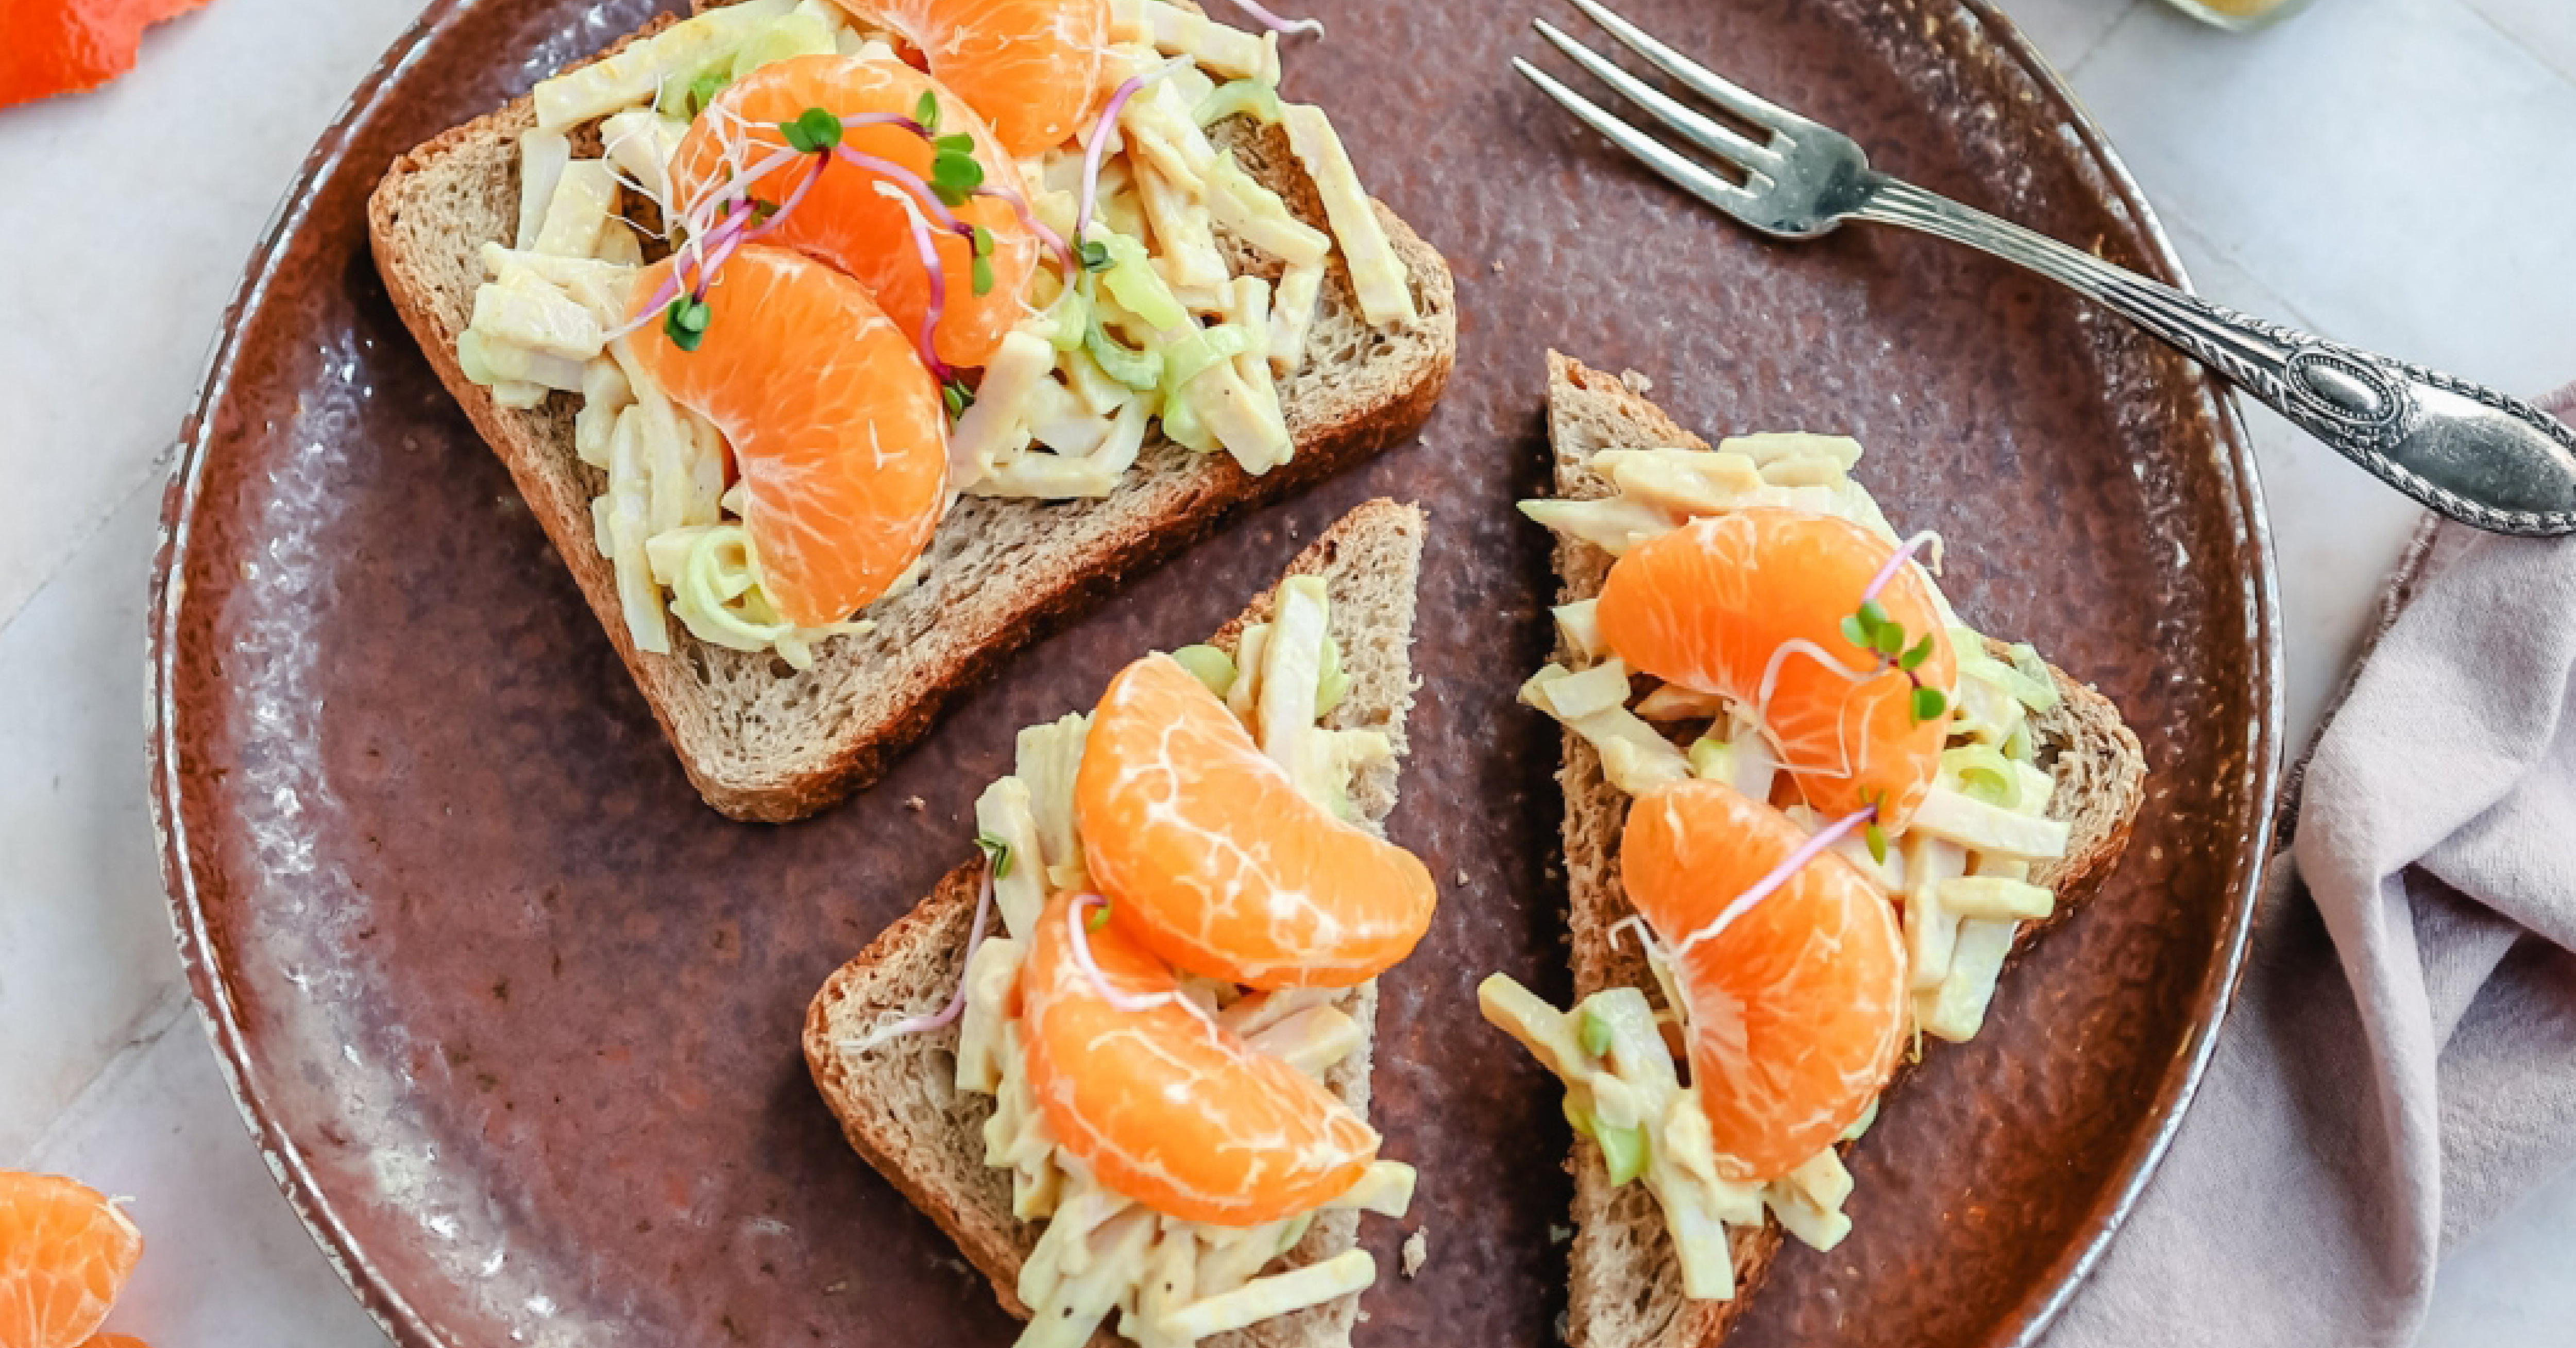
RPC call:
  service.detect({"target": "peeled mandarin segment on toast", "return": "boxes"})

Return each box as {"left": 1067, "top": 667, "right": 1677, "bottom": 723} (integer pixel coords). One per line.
{"left": 1596, "top": 508, "right": 1956, "bottom": 828}
{"left": 668, "top": 53, "right": 1043, "bottom": 370}
{"left": 823, "top": 0, "right": 1109, "bottom": 158}
{"left": 626, "top": 245, "right": 947, "bottom": 628}
{"left": 0, "top": 0, "right": 216, "bottom": 110}
{"left": 0, "top": 1172, "right": 144, "bottom": 1348}
{"left": 1076, "top": 654, "right": 1437, "bottom": 988}
{"left": 1020, "top": 890, "right": 1378, "bottom": 1225}
{"left": 1621, "top": 779, "right": 1907, "bottom": 1183}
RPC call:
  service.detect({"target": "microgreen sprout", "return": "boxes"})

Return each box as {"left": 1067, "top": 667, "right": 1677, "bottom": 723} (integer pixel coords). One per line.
{"left": 914, "top": 88, "right": 940, "bottom": 133}
{"left": 1218, "top": 0, "right": 1327, "bottom": 39}
{"left": 1076, "top": 58, "right": 1193, "bottom": 242}
{"left": 969, "top": 225, "right": 997, "bottom": 297}
{"left": 1077, "top": 238, "right": 1114, "bottom": 272}
{"left": 663, "top": 294, "right": 713, "bottom": 351}
{"left": 781, "top": 105, "right": 844, "bottom": 154}
{"left": 973, "top": 831, "right": 1013, "bottom": 880}
{"left": 1087, "top": 900, "right": 1113, "bottom": 932}
{"left": 1672, "top": 803, "right": 1882, "bottom": 960}
{"left": 841, "top": 867, "right": 997, "bottom": 1054}
{"left": 1845, "top": 531, "right": 1954, "bottom": 727}
{"left": 1860, "top": 791, "right": 1890, "bottom": 865}
{"left": 942, "top": 378, "right": 975, "bottom": 419}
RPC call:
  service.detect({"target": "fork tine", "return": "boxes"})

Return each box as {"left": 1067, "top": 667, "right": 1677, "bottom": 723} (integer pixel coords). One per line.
{"left": 1532, "top": 19, "right": 1777, "bottom": 173}
{"left": 1512, "top": 58, "right": 1760, "bottom": 217}
{"left": 1564, "top": 0, "right": 1807, "bottom": 134}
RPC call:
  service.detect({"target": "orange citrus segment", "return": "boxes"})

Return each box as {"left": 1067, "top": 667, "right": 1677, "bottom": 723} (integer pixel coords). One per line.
{"left": 1076, "top": 654, "right": 1438, "bottom": 988}
{"left": 1021, "top": 891, "right": 1378, "bottom": 1225}
{"left": 79, "top": 1336, "right": 150, "bottom": 1348}
{"left": 0, "top": 0, "right": 217, "bottom": 110}
{"left": 669, "top": 54, "right": 1042, "bottom": 370}
{"left": 1621, "top": 780, "right": 1907, "bottom": 1182}
{"left": 1596, "top": 508, "right": 1957, "bottom": 827}
{"left": 626, "top": 244, "right": 947, "bottom": 627}
{"left": 0, "top": 1172, "right": 143, "bottom": 1348}
{"left": 825, "top": 0, "right": 1109, "bottom": 158}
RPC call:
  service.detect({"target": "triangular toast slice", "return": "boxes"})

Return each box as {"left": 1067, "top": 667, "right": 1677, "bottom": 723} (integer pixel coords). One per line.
{"left": 1543, "top": 353, "right": 2147, "bottom": 1348}
{"left": 365, "top": 19, "right": 1455, "bottom": 822}
{"left": 802, "top": 499, "right": 1425, "bottom": 1348}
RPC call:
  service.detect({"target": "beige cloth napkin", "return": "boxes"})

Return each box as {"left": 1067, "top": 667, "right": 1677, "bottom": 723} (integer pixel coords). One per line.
{"left": 2047, "top": 385, "right": 2576, "bottom": 1346}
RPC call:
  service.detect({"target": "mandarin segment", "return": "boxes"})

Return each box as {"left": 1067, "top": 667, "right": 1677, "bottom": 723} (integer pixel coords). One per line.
{"left": 1020, "top": 892, "right": 1378, "bottom": 1225}
{"left": 1075, "top": 654, "right": 1437, "bottom": 988}
{"left": 669, "top": 54, "right": 1042, "bottom": 369}
{"left": 1621, "top": 780, "right": 1907, "bottom": 1182}
{"left": 0, "top": 0, "right": 217, "bottom": 110}
{"left": 825, "top": 0, "right": 1110, "bottom": 158}
{"left": 0, "top": 1172, "right": 143, "bottom": 1348}
{"left": 627, "top": 245, "right": 948, "bottom": 627}
{"left": 1597, "top": 508, "right": 1957, "bottom": 827}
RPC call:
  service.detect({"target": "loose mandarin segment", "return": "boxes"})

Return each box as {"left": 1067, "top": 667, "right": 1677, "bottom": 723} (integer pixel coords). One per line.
{"left": 669, "top": 54, "right": 1042, "bottom": 369}
{"left": 0, "top": 1172, "right": 143, "bottom": 1348}
{"left": 825, "top": 0, "right": 1110, "bottom": 157}
{"left": 0, "top": 0, "right": 216, "bottom": 110}
{"left": 1076, "top": 654, "right": 1438, "bottom": 988}
{"left": 1621, "top": 780, "right": 1907, "bottom": 1182}
{"left": 627, "top": 245, "right": 947, "bottom": 627}
{"left": 1597, "top": 508, "right": 1957, "bottom": 827}
{"left": 79, "top": 1336, "right": 151, "bottom": 1348}
{"left": 1020, "top": 892, "right": 1378, "bottom": 1225}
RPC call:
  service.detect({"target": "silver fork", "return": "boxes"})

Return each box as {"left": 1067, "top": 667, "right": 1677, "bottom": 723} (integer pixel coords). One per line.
{"left": 1517, "top": 0, "right": 2576, "bottom": 537}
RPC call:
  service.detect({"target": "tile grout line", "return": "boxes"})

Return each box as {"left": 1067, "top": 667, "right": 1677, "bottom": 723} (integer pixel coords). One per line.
{"left": 2457, "top": 0, "right": 2576, "bottom": 91}
{"left": 2061, "top": 0, "right": 2150, "bottom": 79}
{"left": 14, "top": 986, "right": 196, "bottom": 1172}
{"left": 0, "top": 446, "right": 176, "bottom": 641}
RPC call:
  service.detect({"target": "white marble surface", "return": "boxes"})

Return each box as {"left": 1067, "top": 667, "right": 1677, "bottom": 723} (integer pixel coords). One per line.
{"left": 1, "top": 0, "right": 2570, "bottom": 1343}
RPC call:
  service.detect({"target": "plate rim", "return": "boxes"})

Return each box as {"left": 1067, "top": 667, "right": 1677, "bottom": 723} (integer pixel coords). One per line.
{"left": 144, "top": 2, "right": 2285, "bottom": 1344}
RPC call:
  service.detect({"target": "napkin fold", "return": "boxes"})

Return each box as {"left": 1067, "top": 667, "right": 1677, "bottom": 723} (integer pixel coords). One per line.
{"left": 2047, "top": 386, "right": 2576, "bottom": 1347}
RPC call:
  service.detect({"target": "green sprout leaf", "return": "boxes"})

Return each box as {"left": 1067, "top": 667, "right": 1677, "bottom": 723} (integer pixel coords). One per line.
{"left": 1077, "top": 238, "right": 1114, "bottom": 272}
{"left": 781, "top": 105, "right": 843, "bottom": 155}
{"left": 1578, "top": 1006, "right": 1615, "bottom": 1059}
{"left": 1911, "top": 685, "right": 1949, "bottom": 724}
{"left": 973, "top": 832, "right": 1013, "bottom": 880}
{"left": 1857, "top": 600, "right": 1889, "bottom": 635}
{"left": 1899, "top": 633, "right": 1935, "bottom": 672}
{"left": 1086, "top": 900, "right": 1113, "bottom": 932}
{"left": 749, "top": 196, "right": 780, "bottom": 223}
{"left": 971, "top": 254, "right": 995, "bottom": 297}
{"left": 1840, "top": 612, "right": 1871, "bottom": 650}
{"left": 971, "top": 225, "right": 995, "bottom": 257}
{"left": 663, "top": 295, "right": 711, "bottom": 352}
{"left": 934, "top": 131, "right": 976, "bottom": 154}
{"left": 942, "top": 378, "right": 975, "bottom": 419}
{"left": 914, "top": 88, "right": 939, "bottom": 132}
{"left": 1872, "top": 622, "right": 1906, "bottom": 658}
{"left": 1865, "top": 821, "right": 1889, "bottom": 867}
{"left": 928, "top": 147, "right": 984, "bottom": 206}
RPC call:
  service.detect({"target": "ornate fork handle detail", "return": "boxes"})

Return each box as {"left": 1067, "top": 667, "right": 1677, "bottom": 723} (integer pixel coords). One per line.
{"left": 1860, "top": 180, "right": 2576, "bottom": 536}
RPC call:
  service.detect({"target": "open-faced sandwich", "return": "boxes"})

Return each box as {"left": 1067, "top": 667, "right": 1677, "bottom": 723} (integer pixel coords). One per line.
{"left": 1479, "top": 355, "right": 2146, "bottom": 1345}
{"left": 804, "top": 499, "right": 1431, "bottom": 1348}
{"left": 367, "top": 0, "right": 1454, "bottom": 820}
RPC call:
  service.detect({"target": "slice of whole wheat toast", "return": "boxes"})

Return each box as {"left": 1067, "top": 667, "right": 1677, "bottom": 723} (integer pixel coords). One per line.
{"left": 1541, "top": 353, "right": 2148, "bottom": 1348}
{"left": 365, "top": 28, "right": 1456, "bottom": 824}
{"left": 802, "top": 499, "right": 1424, "bottom": 1348}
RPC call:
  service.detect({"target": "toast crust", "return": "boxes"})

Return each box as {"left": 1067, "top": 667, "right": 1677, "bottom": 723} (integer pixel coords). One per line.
{"left": 802, "top": 500, "right": 1425, "bottom": 1348}
{"left": 1541, "top": 353, "right": 2147, "bottom": 1348}
{"left": 365, "top": 29, "right": 1456, "bottom": 822}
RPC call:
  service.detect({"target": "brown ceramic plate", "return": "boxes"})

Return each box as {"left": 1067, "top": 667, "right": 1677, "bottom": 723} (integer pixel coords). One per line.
{"left": 150, "top": 1, "right": 2279, "bottom": 1345}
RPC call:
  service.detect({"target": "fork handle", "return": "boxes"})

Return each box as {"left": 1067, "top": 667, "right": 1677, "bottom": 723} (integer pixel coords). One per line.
{"left": 1858, "top": 179, "right": 2576, "bottom": 536}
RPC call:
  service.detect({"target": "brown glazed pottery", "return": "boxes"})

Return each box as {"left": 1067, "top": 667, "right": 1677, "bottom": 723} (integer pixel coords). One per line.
{"left": 149, "top": 1, "right": 2281, "bottom": 1346}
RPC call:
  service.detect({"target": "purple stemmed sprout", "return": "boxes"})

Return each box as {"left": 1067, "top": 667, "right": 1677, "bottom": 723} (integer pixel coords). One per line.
{"left": 1840, "top": 530, "right": 1951, "bottom": 729}
{"left": 1217, "top": 0, "right": 1326, "bottom": 39}
{"left": 1670, "top": 803, "right": 1883, "bottom": 960}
